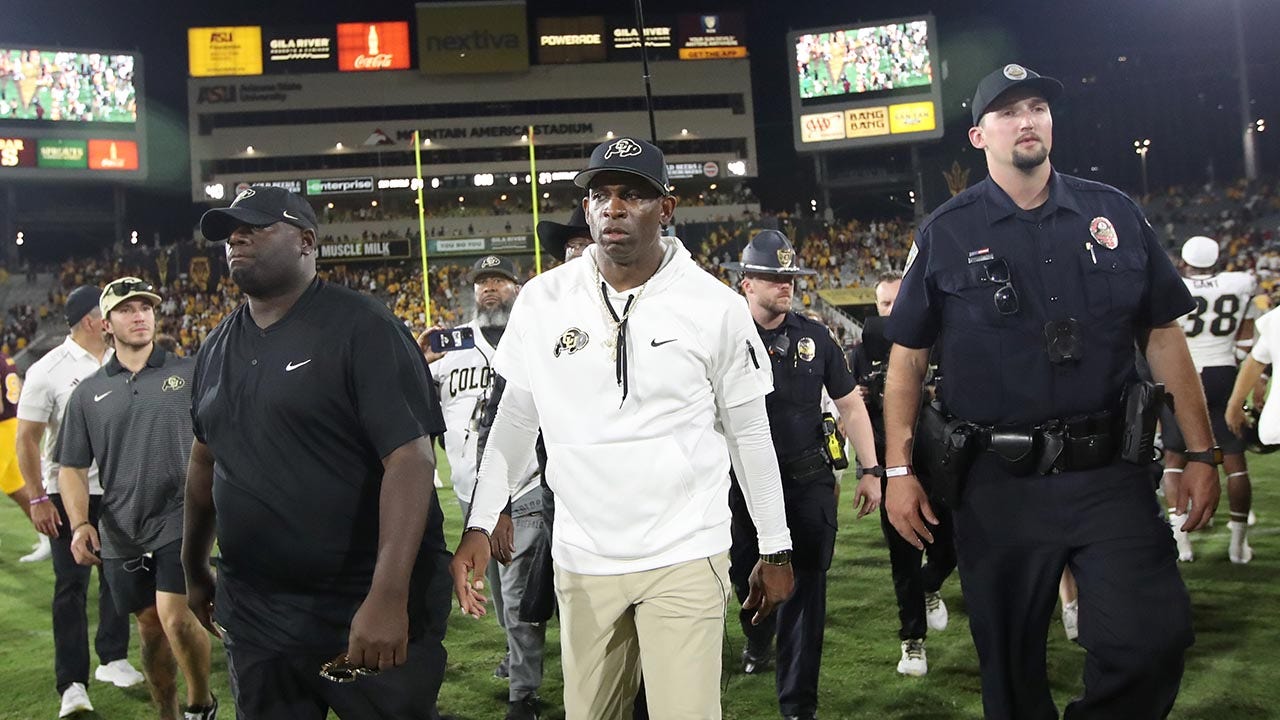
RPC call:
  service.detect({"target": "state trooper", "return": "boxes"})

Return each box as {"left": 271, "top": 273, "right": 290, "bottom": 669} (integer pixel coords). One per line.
{"left": 882, "top": 64, "right": 1219, "bottom": 719}
{"left": 723, "top": 230, "right": 881, "bottom": 720}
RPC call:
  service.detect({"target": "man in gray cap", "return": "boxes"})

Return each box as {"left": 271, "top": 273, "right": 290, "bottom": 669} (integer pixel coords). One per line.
{"left": 883, "top": 64, "right": 1215, "bottom": 719}
{"left": 16, "top": 284, "right": 141, "bottom": 717}
{"left": 453, "top": 137, "right": 794, "bottom": 719}
{"left": 723, "top": 230, "right": 880, "bottom": 720}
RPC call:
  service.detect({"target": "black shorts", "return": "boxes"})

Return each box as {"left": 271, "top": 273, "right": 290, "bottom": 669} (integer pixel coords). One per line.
{"left": 103, "top": 539, "right": 186, "bottom": 615}
{"left": 1161, "top": 365, "right": 1246, "bottom": 455}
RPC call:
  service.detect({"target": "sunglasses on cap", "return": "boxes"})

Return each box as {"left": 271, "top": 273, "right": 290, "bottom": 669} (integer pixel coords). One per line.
{"left": 105, "top": 279, "right": 156, "bottom": 296}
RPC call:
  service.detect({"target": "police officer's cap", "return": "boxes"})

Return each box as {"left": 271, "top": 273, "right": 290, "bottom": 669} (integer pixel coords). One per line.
{"left": 721, "top": 230, "right": 817, "bottom": 276}
{"left": 574, "top": 137, "right": 672, "bottom": 197}
{"left": 1181, "top": 236, "right": 1220, "bottom": 269}
{"left": 972, "top": 64, "right": 1064, "bottom": 126}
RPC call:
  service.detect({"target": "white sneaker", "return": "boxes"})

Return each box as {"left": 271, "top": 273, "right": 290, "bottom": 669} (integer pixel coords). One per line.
{"left": 59, "top": 682, "right": 93, "bottom": 717}
{"left": 95, "top": 658, "right": 145, "bottom": 688}
{"left": 1229, "top": 520, "right": 1254, "bottom": 564}
{"left": 897, "top": 638, "right": 928, "bottom": 677}
{"left": 1169, "top": 513, "right": 1194, "bottom": 562}
{"left": 19, "top": 534, "right": 52, "bottom": 563}
{"left": 1061, "top": 599, "right": 1079, "bottom": 641}
{"left": 924, "top": 591, "right": 948, "bottom": 632}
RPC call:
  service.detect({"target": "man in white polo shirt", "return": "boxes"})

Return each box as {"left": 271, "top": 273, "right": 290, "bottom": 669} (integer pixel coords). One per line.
{"left": 451, "top": 137, "right": 794, "bottom": 719}
{"left": 15, "top": 285, "right": 142, "bottom": 717}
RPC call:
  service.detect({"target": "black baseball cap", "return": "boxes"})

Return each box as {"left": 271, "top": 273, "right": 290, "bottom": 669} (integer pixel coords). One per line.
{"left": 721, "top": 229, "right": 817, "bottom": 276}
{"left": 971, "top": 63, "right": 1063, "bottom": 125}
{"left": 64, "top": 285, "right": 102, "bottom": 325}
{"left": 574, "top": 137, "right": 672, "bottom": 197}
{"left": 467, "top": 255, "right": 520, "bottom": 284}
{"left": 537, "top": 207, "right": 593, "bottom": 262}
{"left": 199, "top": 185, "right": 319, "bottom": 242}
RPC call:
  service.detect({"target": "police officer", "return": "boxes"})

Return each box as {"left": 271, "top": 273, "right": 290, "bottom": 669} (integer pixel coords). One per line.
{"left": 882, "top": 64, "right": 1219, "bottom": 719}
{"left": 723, "top": 230, "right": 881, "bottom": 720}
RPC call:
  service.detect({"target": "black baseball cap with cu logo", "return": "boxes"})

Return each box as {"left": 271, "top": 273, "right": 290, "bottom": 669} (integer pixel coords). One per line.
{"left": 574, "top": 137, "right": 672, "bottom": 197}
{"left": 199, "top": 185, "right": 319, "bottom": 242}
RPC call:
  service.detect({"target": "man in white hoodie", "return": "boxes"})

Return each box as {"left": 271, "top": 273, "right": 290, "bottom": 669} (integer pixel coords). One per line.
{"left": 451, "top": 137, "right": 794, "bottom": 720}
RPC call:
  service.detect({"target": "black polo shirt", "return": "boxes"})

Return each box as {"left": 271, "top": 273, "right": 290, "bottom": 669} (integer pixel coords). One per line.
{"left": 886, "top": 171, "right": 1194, "bottom": 426}
{"left": 192, "top": 278, "right": 447, "bottom": 652}
{"left": 56, "top": 346, "right": 194, "bottom": 559}
{"left": 759, "top": 312, "right": 856, "bottom": 462}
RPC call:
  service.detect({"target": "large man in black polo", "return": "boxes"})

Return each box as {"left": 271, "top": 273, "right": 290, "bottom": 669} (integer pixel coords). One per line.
{"left": 182, "top": 185, "right": 451, "bottom": 719}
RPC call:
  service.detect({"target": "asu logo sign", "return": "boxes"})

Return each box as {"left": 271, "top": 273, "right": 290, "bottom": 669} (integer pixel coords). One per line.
{"left": 604, "top": 138, "right": 642, "bottom": 160}
{"left": 554, "top": 328, "right": 589, "bottom": 357}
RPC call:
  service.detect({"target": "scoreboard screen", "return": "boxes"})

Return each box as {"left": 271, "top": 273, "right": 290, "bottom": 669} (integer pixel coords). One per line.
{"left": 787, "top": 15, "right": 943, "bottom": 153}
{"left": 0, "top": 49, "right": 138, "bottom": 123}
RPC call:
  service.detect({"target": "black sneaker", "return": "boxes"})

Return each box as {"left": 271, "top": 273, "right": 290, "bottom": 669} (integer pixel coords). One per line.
{"left": 505, "top": 695, "right": 539, "bottom": 720}
{"left": 742, "top": 644, "right": 774, "bottom": 674}
{"left": 184, "top": 694, "right": 218, "bottom": 720}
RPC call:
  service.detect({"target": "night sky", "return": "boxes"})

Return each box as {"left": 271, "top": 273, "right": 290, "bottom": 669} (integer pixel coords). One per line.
{"left": 2, "top": 0, "right": 1278, "bottom": 250}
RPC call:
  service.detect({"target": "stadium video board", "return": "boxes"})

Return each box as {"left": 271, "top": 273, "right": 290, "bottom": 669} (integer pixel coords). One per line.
{"left": 0, "top": 46, "right": 146, "bottom": 180}
{"left": 787, "top": 15, "right": 943, "bottom": 152}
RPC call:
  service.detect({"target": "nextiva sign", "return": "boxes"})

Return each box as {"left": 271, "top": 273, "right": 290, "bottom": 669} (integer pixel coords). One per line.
{"left": 415, "top": 0, "right": 529, "bottom": 75}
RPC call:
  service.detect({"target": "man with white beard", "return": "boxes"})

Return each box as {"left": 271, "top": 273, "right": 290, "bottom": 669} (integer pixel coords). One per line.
{"left": 426, "top": 255, "right": 546, "bottom": 720}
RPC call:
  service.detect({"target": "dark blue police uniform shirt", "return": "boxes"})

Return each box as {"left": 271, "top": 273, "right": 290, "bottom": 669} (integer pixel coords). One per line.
{"left": 760, "top": 312, "right": 856, "bottom": 460}
{"left": 191, "top": 278, "right": 447, "bottom": 652}
{"left": 886, "top": 171, "right": 1193, "bottom": 426}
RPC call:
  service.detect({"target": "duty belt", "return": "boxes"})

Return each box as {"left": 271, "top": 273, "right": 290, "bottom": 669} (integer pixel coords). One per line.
{"left": 972, "top": 409, "right": 1119, "bottom": 476}
{"left": 778, "top": 445, "right": 831, "bottom": 479}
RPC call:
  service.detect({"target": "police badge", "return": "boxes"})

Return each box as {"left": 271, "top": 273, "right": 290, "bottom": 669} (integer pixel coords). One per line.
{"left": 777, "top": 248, "right": 794, "bottom": 268}
{"left": 1089, "top": 217, "right": 1118, "bottom": 250}
{"left": 797, "top": 337, "right": 816, "bottom": 362}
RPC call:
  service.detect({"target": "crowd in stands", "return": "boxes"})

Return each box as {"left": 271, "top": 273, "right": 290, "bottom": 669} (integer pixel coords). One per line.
{"left": 8, "top": 177, "right": 1278, "bottom": 360}
{"left": 1, "top": 302, "right": 43, "bottom": 357}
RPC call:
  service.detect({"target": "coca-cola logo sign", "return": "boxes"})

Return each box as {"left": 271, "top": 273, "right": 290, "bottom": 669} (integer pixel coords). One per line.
{"left": 337, "top": 21, "right": 410, "bottom": 72}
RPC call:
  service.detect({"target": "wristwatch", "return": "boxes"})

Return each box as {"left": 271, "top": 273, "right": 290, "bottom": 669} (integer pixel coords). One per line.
{"left": 862, "top": 465, "right": 886, "bottom": 478}
{"left": 885, "top": 465, "right": 914, "bottom": 478}
{"left": 759, "top": 550, "right": 792, "bottom": 566}
{"left": 1184, "top": 446, "right": 1224, "bottom": 466}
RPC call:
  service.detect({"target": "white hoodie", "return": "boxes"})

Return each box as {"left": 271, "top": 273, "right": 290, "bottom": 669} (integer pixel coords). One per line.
{"left": 469, "top": 239, "right": 791, "bottom": 575}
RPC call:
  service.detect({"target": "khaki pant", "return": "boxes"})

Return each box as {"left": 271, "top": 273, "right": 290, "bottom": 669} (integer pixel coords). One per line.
{"left": 555, "top": 552, "right": 731, "bottom": 720}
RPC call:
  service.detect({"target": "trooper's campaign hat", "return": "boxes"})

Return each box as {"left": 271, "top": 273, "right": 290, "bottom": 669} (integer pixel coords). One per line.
{"left": 721, "top": 229, "right": 817, "bottom": 276}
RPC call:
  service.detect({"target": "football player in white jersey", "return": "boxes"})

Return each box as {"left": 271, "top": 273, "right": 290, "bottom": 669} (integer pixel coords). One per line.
{"left": 1162, "top": 236, "right": 1256, "bottom": 563}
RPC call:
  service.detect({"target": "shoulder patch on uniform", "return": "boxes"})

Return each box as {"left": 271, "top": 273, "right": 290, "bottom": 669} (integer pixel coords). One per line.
{"left": 904, "top": 242, "right": 920, "bottom": 274}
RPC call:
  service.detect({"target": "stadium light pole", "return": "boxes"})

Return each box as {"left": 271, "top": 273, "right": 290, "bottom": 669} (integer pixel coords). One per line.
{"left": 633, "top": 0, "right": 658, "bottom": 143}
{"left": 1232, "top": 0, "right": 1259, "bottom": 181}
{"left": 1133, "top": 138, "right": 1151, "bottom": 198}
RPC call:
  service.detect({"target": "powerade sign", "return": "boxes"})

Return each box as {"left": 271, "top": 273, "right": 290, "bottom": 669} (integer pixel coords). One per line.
{"left": 306, "top": 176, "right": 373, "bottom": 195}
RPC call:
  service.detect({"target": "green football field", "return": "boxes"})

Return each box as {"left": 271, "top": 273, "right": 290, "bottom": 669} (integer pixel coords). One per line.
{"left": 1, "top": 448, "right": 1276, "bottom": 719}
